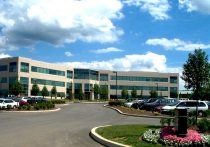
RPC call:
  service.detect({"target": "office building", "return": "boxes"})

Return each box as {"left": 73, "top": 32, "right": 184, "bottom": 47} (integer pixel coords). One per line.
{"left": 0, "top": 57, "right": 179, "bottom": 99}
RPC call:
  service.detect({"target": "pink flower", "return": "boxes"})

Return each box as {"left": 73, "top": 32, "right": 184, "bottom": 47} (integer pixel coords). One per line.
{"left": 160, "top": 127, "right": 203, "bottom": 144}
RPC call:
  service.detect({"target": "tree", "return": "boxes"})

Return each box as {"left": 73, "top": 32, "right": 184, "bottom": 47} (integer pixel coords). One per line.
{"left": 182, "top": 49, "right": 210, "bottom": 97}
{"left": 131, "top": 89, "right": 137, "bottom": 98}
{"left": 100, "top": 85, "right": 108, "bottom": 99}
{"left": 181, "top": 49, "right": 210, "bottom": 123}
{"left": 51, "top": 86, "right": 57, "bottom": 99}
{"left": 121, "top": 89, "right": 128, "bottom": 99}
{"left": 41, "top": 85, "right": 49, "bottom": 98}
{"left": 78, "top": 84, "right": 83, "bottom": 100}
{"left": 150, "top": 90, "right": 158, "bottom": 98}
{"left": 31, "top": 83, "right": 40, "bottom": 96}
{"left": 93, "top": 84, "right": 100, "bottom": 99}
{"left": 9, "top": 81, "right": 23, "bottom": 96}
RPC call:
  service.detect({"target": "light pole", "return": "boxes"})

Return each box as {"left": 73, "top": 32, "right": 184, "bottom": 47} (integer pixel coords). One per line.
{"left": 113, "top": 71, "right": 117, "bottom": 99}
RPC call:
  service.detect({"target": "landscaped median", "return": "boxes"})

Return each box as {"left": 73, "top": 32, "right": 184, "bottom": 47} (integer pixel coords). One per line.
{"left": 0, "top": 99, "right": 66, "bottom": 112}
{"left": 91, "top": 123, "right": 210, "bottom": 147}
{"left": 90, "top": 124, "right": 162, "bottom": 147}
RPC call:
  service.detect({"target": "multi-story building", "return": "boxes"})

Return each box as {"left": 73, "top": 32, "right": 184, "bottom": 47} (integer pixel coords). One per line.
{"left": 0, "top": 57, "right": 179, "bottom": 99}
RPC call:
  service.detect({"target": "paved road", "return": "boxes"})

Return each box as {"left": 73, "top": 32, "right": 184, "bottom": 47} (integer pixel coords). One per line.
{"left": 0, "top": 103, "right": 160, "bottom": 147}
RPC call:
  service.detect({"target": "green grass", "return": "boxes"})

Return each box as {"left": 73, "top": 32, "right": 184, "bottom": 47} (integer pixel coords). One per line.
{"left": 96, "top": 124, "right": 162, "bottom": 147}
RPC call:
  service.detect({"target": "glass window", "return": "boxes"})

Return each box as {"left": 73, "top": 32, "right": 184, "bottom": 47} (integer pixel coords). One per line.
{"left": 0, "top": 77, "right": 7, "bottom": 83}
{"left": 31, "top": 66, "right": 65, "bottom": 76}
{"left": 31, "top": 78, "right": 65, "bottom": 87}
{"left": 20, "top": 77, "right": 29, "bottom": 96}
{"left": 110, "top": 75, "right": 168, "bottom": 82}
{"left": 67, "top": 70, "right": 73, "bottom": 79}
{"left": 9, "top": 62, "right": 17, "bottom": 72}
{"left": 9, "top": 77, "right": 17, "bottom": 84}
{"left": 21, "top": 62, "right": 29, "bottom": 72}
{"left": 110, "top": 85, "right": 168, "bottom": 91}
{"left": 74, "top": 69, "right": 99, "bottom": 80}
{"left": 170, "top": 76, "right": 178, "bottom": 83}
{"left": 100, "top": 74, "right": 108, "bottom": 81}
{"left": 0, "top": 65, "right": 8, "bottom": 72}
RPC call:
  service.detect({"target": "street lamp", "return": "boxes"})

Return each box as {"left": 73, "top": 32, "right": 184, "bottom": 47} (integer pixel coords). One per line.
{"left": 113, "top": 71, "right": 118, "bottom": 99}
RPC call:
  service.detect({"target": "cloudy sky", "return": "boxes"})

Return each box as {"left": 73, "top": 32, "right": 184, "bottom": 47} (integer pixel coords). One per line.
{"left": 0, "top": 0, "right": 210, "bottom": 89}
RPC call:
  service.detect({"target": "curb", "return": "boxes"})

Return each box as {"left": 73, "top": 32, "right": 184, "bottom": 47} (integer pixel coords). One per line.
{"left": 104, "top": 104, "right": 173, "bottom": 119}
{"left": 73, "top": 102, "right": 108, "bottom": 104}
{"left": 1, "top": 107, "right": 61, "bottom": 113}
{"left": 90, "top": 125, "right": 130, "bottom": 147}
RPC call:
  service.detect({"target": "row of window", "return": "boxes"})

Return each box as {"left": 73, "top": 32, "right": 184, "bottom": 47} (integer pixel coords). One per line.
{"left": 31, "top": 78, "right": 65, "bottom": 87}
{"left": 31, "top": 66, "right": 65, "bottom": 77}
{"left": 74, "top": 69, "right": 99, "bottom": 80}
{"left": 110, "top": 76, "right": 169, "bottom": 82}
{"left": 110, "top": 85, "right": 169, "bottom": 91}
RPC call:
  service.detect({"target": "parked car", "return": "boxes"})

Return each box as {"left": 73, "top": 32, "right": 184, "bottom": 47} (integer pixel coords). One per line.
{"left": 124, "top": 99, "right": 143, "bottom": 108}
{"left": 27, "top": 97, "right": 48, "bottom": 104}
{"left": 0, "top": 98, "right": 18, "bottom": 109}
{"left": 13, "top": 98, "right": 29, "bottom": 106}
{"left": 141, "top": 98, "right": 178, "bottom": 111}
{"left": 161, "top": 100, "right": 208, "bottom": 115}
{"left": 132, "top": 98, "right": 158, "bottom": 109}
{"left": 19, "top": 97, "right": 29, "bottom": 102}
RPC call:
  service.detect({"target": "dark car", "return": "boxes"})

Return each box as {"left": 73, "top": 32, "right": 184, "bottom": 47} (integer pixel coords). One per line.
{"left": 27, "top": 97, "right": 48, "bottom": 104}
{"left": 131, "top": 98, "right": 157, "bottom": 109}
{"left": 141, "top": 98, "right": 178, "bottom": 111}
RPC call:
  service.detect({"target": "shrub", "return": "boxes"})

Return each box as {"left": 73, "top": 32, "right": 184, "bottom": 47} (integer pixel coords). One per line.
{"left": 188, "top": 111, "right": 197, "bottom": 117}
{"left": 160, "top": 118, "right": 173, "bottom": 127}
{"left": 202, "top": 110, "right": 210, "bottom": 117}
{"left": 197, "top": 118, "right": 210, "bottom": 133}
{"left": 51, "top": 100, "right": 65, "bottom": 104}
{"left": 108, "top": 100, "right": 123, "bottom": 106}
{"left": 187, "top": 117, "right": 197, "bottom": 128}
{"left": 153, "top": 112, "right": 160, "bottom": 116}
{"left": 26, "top": 105, "right": 31, "bottom": 110}
{"left": 6, "top": 105, "right": 12, "bottom": 110}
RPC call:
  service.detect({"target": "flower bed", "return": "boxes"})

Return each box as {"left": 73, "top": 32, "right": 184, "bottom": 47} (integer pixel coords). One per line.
{"left": 142, "top": 127, "right": 210, "bottom": 146}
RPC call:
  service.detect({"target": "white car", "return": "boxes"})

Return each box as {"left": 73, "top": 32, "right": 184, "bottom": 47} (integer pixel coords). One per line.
{"left": 124, "top": 99, "right": 143, "bottom": 108}
{"left": 161, "top": 100, "right": 208, "bottom": 115}
{"left": 0, "top": 99, "right": 18, "bottom": 109}
{"left": 20, "top": 97, "right": 29, "bottom": 102}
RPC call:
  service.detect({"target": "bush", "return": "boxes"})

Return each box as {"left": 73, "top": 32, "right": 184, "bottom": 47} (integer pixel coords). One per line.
{"left": 197, "top": 118, "right": 210, "bottom": 133}
{"left": 187, "top": 117, "right": 197, "bottom": 128}
{"left": 160, "top": 118, "right": 173, "bottom": 127}
{"left": 6, "top": 105, "right": 12, "bottom": 110}
{"left": 202, "top": 110, "right": 210, "bottom": 117}
{"left": 26, "top": 105, "right": 31, "bottom": 110}
{"left": 188, "top": 111, "right": 197, "bottom": 117}
{"left": 50, "top": 100, "right": 66, "bottom": 104}
{"left": 108, "top": 100, "right": 123, "bottom": 106}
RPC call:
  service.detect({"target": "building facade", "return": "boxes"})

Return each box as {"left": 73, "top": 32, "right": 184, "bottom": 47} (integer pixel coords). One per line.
{"left": 0, "top": 57, "right": 179, "bottom": 99}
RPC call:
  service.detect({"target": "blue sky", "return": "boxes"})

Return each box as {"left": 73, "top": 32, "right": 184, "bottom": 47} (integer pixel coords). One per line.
{"left": 0, "top": 0, "right": 210, "bottom": 89}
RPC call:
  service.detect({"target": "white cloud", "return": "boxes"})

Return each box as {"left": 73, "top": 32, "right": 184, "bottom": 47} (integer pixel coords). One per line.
{"left": 0, "top": 53, "right": 11, "bottom": 58}
{"left": 179, "top": 0, "right": 210, "bottom": 14}
{"left": 92, "top": 47, "right": 123, "bottom": 54}
{"left": 146, "top": 38, "right": 210, "bottom": 51}
{"left": 0, "top": 0, "right": 123, "bottom": 50}
{"left": 57, "top": 52, "right": 167, "bottom": 72}
{"left": 65, "top": 51, "right": 73, "bottom": 57}
{"left": 123, "top": 0, "right": 170, "bottom": 20}
{"left": 57, "top": 51, "right": 185, "bottom": 89}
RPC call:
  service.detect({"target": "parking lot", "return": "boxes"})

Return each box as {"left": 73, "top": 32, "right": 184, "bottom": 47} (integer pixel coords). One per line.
{"left": 0, "top": 103, "right": 160, "bottom": 147}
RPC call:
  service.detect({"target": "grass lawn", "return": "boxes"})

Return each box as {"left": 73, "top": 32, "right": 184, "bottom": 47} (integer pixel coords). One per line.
{"left": 96, "top": 124, "right": 162, "bottom": 147}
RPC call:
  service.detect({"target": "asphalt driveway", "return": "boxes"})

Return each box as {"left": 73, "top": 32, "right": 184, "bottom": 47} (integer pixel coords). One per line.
{"left": 0, "top": 103, "right": 160, "bottom": 147}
